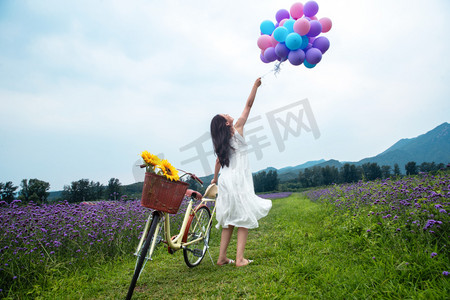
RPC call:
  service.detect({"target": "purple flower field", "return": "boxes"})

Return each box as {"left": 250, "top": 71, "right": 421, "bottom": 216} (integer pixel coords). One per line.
{"left": 258, "top": 192, "right": 293, "bottom": 199}
{"left": 307, "top": 172, "right": 449, "bottom": 273}
{"left": 0, "top": 199, "right": 151, "bottom": 291}
{"left": 0, "top": 195, "right": 207, "bottom": 293}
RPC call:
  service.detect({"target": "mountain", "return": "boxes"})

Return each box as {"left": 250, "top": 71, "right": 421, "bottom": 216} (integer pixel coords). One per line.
{"left": 252, "top": 122, "right": 449, "bottom": 182}
{"left": 357, "top": 122, "right": 450, "bottom": 168}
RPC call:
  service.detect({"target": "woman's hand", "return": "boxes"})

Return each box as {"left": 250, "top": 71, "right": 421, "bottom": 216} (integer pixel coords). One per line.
{"left": 211, "top": 178, "right": 217, "bottom": 184}
{"left": 255, "top": 77, "right": 262, "bottom": 88}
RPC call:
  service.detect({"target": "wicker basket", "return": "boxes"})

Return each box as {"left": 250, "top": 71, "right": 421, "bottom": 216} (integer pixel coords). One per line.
{"left": 141, "top": 172, "right": 189, "bottom": 214}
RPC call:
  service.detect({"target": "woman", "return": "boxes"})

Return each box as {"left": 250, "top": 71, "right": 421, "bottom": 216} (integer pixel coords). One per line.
{"left": 210, "top": 78, "right": 272, "bottom": 267}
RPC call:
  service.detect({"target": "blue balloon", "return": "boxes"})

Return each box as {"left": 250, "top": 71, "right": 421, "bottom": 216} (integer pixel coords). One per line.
{"left": 285, "top": 32, "right": 302, "bottom": 50}
{"left": 283, "top": 19, "right": 295, "bottom": 33}
{"left": 304, "top": 61, "right": 316, "bottom": 68}
{"left": 300, "top": 35, "right": 309, "bottom": 49}
{"left": 260, "top": 20, "right": 275, "bottom": 35}
{"left": 273, "top": 26, "right": 289, "bottom": 42}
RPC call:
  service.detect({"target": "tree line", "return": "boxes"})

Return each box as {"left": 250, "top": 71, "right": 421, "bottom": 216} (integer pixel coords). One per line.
{"left": 280, "top": 161, "right": 447, "bottom": 191}
{"left": 0, "top": 178, "right": 124, "bottom": 204}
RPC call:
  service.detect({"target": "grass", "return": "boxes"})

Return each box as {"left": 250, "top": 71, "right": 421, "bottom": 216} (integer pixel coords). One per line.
{"left": 22, "top": 193, "right": 447, "bottom": 300}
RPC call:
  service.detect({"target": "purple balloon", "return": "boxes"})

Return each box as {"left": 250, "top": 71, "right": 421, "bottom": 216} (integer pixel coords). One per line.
{"left": 260, "top": 53, "right": 269, "bottom": 63}
{"left": 276, "top": 9, "right": 290, "bottom": 23}
{"left": 264, "top": 47, "right": 278, "bottom": 62}
{"left": 275, "top": 43, "right": 290, "bottom": 59}
{"left": 304, "top": 43, "right": 312, "bottom": 52}
{"left": 305, "top": 47, "right": 322, "bottom": 64}
{"left": 312, "top": 36, "right": 330, "bottom": 53}
{"left": 304, "top": 1, "right": 319, "bottom": 17}
{"left": 307, "top": 20, "right": 322, "bottom": 37}
{"left": 288, "top": 49, "right": 305, "bottom": 66}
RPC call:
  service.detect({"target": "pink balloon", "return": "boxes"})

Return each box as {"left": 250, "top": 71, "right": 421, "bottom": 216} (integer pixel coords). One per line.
{"left": 279, "top": 18, "right": 288, "bottom": 26}
{"left": 257, "top": 34, "right": 273, "bottom": 50}
{"left": 270, "top": 34, "right": 279, "bottom": 47}
{"left": 293, "top": 19, "right": 310, "bottom": 36}
{"left": 310, "top": 16, "right": 318, "bottom": 21}
{"left": 290, "top": 2, "right": 304, "bottom": 20}
{"left": 319, "top": 17, "right": 332, "bottom": 33}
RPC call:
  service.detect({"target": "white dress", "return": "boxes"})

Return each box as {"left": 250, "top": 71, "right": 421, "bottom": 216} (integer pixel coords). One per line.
{"left": 216, "top": 127, "right": 272, "bottom": 229}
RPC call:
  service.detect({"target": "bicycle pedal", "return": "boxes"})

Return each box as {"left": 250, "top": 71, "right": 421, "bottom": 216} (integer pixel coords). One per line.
{"left": 193, "top": 249, "right": 203, "bottom": 257}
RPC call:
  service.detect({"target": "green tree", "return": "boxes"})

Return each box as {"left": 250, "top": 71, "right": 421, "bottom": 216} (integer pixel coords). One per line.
{"left": 393, "top": 163, "right": 401, "bottom": 176}
{"left": 405, "top": 161, "right": 418, "bottom": 176}
{"left": 322, "top": 166, "right": 339, "bottom": 185}
{"left": 106, "top": 178, "right": 122, "bottom": 200}
{"left": 381, "top": 165, "right": 391, "bottom": 179}
{"left": 0, "top": 181, "right": 18, "bottom": 203}
{"left": 361, "top": 163, "right": 382, "bottom": 181}
{"left": 19, "top": 179, "right": 50, "bottom": 203}
{"left": 265, "top": 170, "right": 279, "bottom": 192}
{"left": 63, "top": 179, "right": 103, "bottom": 203}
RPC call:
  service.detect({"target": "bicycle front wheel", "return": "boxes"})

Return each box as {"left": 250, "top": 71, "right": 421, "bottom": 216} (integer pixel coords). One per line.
{"left": 126, "top": 211, "right": 161, "bottom": 300}
{"left": 183, "top": 206, "right": 211, "bottom": 268}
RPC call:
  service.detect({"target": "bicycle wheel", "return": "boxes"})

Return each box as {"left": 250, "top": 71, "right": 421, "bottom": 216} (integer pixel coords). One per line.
{"left": 133, "top": 214, "right": 163, "bottom": 275}
{"left": 126, "top": 211, "right": 161, "bottom": 300}
{"left": 183, "top": 206, "right": 211, "bottom": 268}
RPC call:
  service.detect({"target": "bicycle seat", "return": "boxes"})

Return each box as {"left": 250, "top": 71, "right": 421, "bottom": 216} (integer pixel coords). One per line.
{"left": 185, "top": 189, "right": 202, "bottom": 200}
{"left": 203, "top": 184, "right": 218, "bottom": 199}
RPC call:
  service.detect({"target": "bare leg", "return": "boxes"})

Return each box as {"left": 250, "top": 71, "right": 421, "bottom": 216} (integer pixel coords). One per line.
{"left": 217, "top": 225, "right": 234, "bottom": 265}
{"left": 236, "top": 227, "right": 249, "bottom": 267}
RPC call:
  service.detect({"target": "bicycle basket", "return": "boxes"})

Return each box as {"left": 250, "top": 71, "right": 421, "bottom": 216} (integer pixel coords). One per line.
{"left": 141, "top": 172, "right": 189, "bottom": 214}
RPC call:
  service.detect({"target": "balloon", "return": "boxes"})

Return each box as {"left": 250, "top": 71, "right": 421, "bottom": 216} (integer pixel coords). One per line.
{"left": 290, "top": 2, "right": 304, "bottom": 20}
{"left": 275, "top": 43, "right": 290, "bottom": 59}
{"left": 257, "top": 34, "right": 273, "bottom": 50}
{"left": 304, "top": 61, "right": 316, "bottom": 68}
{"left": 279, "top": 18, "right": 288, "bottom": 26}
{"left": 312, "top": 36, "right": 330, "bottom": 53}
{"left": 285, "top": 32, "right": 302, "bottom": 50}
{"left": 273, "top": 26, "right": 289, "bottom": 43}
{"left": 293, "top": 18, "right": 310, "bottom": 36}
{"left": 304, "top": 1, "right": 319, "bottom": 17}
{"left": 263, "top": 47, "right": 278, "bottom": 62}
{"left": 309, "top": 37, "right": 316, "bottom": 44}
{"left": 307, "top": 20, "right": 322, "bottom": 37}
{"left": 260, "top": 20, "right": 276, "bottom": 35}
{"left": 305, "top": 47, "right": 322, "bottom": 64}
{"left": 319, "top": 17, "right": 332, "bottom": 33}
{"left": 270, "top": 34, "right": 279, "bottom": 47}
{"left": 276, "top": 9, "right": 290, "bottom": 23}
{"left": 310, "top": 16, "right": 318, "bottom": 21}
{"left": 300, "top": 35, "right": 309, "bottom": 49}
{"left": 283, "top": 19, "right": 295, "bottom": 33}
{"left": 260, "top": 52, "right": 269, "bottom": 63}
{"left": 288, "top": 49, "right": 305, "bottom": 65}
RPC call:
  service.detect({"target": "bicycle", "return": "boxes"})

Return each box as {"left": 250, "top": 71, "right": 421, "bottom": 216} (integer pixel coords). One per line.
{"left": 126, "top": 170, "right": 217, "bottom": 300}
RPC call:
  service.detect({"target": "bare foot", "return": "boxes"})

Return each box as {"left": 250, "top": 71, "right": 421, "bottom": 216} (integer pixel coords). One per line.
{"left": 236, "top": 258, "right": 253, "bottom": 267}
{"left": 217, "top": 258, "right": 235, "bottom": 266}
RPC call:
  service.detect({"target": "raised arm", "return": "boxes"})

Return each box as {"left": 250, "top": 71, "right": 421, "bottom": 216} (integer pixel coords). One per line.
{"left": 234, "top": 78, "right": 262, "bottom": 135}
{"left": 211, "top": 157, "right": 221, "bottom": 184}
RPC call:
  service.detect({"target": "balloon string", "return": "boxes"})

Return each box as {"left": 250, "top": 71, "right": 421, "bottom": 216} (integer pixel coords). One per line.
{"left": 261, "top": 61, "right": 283, "bottom": 78}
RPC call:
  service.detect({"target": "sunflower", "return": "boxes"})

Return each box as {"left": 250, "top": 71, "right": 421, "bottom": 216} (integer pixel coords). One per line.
{"left": 141, "top": 151, "right": 161, "bottom": 167}
{"left": 158, "top": 159, "right": 179, "bottom": 181}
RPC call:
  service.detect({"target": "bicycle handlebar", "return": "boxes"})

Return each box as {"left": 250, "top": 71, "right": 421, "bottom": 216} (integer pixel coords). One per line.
{"left": 139, "top": 165, "right": 203, "bottom": 185}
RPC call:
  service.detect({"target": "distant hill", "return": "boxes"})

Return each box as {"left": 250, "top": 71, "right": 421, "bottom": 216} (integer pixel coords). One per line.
{"left": 357, "top": 122, "right": 449, "bottom": 168}
{"left": 253, "top": 122, "right": 449, "bottom": 182}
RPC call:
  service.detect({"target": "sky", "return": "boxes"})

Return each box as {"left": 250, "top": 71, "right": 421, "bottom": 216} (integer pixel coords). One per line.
{"left": 1, "top": 0, "right": 449, "bottom": 191}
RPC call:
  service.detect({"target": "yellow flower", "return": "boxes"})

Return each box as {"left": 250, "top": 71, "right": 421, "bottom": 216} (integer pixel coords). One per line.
{"left": 158, "top": 159, "right": 179, "bottom": 181}
{"left": 141, "top": 151, "right": 160, "bottom": 166}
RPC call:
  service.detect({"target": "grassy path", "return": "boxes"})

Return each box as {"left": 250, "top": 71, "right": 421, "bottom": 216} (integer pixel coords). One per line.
{"left": 39, "top": 194, "right": 447, "bottom": 299}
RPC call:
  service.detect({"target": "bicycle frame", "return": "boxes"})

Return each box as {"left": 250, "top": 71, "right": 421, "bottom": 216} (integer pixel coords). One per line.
{"left": 135, "top": 196, "right": 216, "bottom": 260}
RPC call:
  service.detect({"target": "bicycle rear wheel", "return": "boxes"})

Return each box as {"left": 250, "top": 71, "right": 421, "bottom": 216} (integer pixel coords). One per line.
{"left": 126, "top": 211, "right": 161, "bottom": 300}
{"left": 183, "top": 206, "right": 211, "bottom": 268}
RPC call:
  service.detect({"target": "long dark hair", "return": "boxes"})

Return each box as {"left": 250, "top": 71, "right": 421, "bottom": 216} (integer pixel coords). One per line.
{"left": 210, "top": 114, "right": 234, "bottom": 168}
